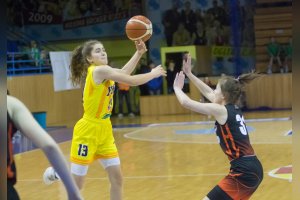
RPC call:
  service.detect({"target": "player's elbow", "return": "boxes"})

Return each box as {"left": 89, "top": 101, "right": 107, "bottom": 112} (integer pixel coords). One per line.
{"left": 181, "top": 99, "right": 190, "bottom": 108}
{"left": 40, "top": 139, "right": 58, "bottom": 153}
{"left": 126, "top": 78, "right": 140, "bottom": 86}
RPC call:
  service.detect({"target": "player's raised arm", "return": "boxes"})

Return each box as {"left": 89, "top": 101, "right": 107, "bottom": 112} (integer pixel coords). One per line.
{"left": 119, "top": 40, "right": 147, "bottom": 75}
{"left": 94, "top": 64, "right": 166, "bottom": 86}
{"left": 173, "top": 71, "right": 226, "bottom": 121}
{"left": 7, "top": 95, "right": 82, "bottom": 200}
{"left": 182, "top": 54, "right": 216, "bottom": 102}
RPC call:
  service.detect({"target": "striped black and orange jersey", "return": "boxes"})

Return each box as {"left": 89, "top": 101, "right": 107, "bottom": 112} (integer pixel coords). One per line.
{"left": 215, "top": 104, "right": 254, "bottom": 161}
{"left": 7, "top": 112, "right": 17, "bottom": 185}
{"left": 82, "top": 65, "right": 115, "bottom": 120}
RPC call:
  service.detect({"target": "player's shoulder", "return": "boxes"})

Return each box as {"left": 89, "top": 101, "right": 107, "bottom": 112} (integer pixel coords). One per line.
{"left": 93, "top": 65, "right": 114, "bottom": 73}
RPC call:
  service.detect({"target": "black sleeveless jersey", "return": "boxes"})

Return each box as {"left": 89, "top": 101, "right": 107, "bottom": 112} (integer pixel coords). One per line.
{"left": 215, "top": 104, "right": 255, "bottom": 161}
{"left": 7, "top": 112, "right": 18, "bottom": 185}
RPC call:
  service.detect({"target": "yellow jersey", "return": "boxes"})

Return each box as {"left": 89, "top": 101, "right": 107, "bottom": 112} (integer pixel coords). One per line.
{"left": 82, "top": 65, "right": 115, "bottom": 120}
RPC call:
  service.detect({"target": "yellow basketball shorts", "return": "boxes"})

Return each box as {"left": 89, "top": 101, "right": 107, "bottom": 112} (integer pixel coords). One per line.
{"left": 70, "top": 118, "right": 119, "bottom": 165}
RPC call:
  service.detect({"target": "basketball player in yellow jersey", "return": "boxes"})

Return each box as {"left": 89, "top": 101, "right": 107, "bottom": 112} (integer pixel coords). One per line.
{"left": 43, "top": 39, "right": 166, "bottom": 200}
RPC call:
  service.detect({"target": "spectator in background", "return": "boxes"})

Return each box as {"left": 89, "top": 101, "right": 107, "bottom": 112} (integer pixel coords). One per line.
{"left": 63, "top": 0, "right": 81, "bottom": 20}
{"left": 78, "top": 0, "right": 92, "bottom": 17}
{"left": 213, "top": 20, "right": 227, "bottom": 46}
{"left": 192, "top": 21, "right": 207, "bottom": 45}
{"left": 30, "top": 40, "right": 40, "bottom": 67}
{"left": 207, "top": 0, "right": 227, "bottom": 26}
{"left": 135, "top": 57, "right": 150, "bottom": 96}
{"left": 128, "top": 0, "right": 143, "bottom": 16}
{"left": 206, "top": 19, "right": 227, "bottom": 46}
{"left": 195, "top": 8, "right": 205, "bottom": 23}
{"left": 147, "top": 61, "right": 163, "bottom": 95}
{"left": 283, "top": 37, "right": 292, "bottom": 73}
{"left": 117, "top": 82, "right": 135, "bottom": 118}
{"left": 132, "top": 58, "right": 148, "bottom": 114}
{"left": 267, "top": 37, "right": 282, "bottom": 74}
{"left": 180, "top": 0, "right": 196, "bottom": 35}
{"left": 23, "top": 0, "right": 39, "bottom": 12}
{"left": 203, "top": 11, "right": 215, "bottom": 31}
{"left": 204, "top": 76, "right": 214, "bottom": 88}
{"left": 201, "top": 76, "right": 215, "bottom": 103}
{"left": 166, "top": 60, "right": 176, "bottom": 94}
{"left": 40, "top": 48, "right": 51, "bottom": 67}
{"left": 162, "top": 0, "right": 181, "bottom": 46}
{"left": 172, "top": 23, "right": 192, "bottom": 46}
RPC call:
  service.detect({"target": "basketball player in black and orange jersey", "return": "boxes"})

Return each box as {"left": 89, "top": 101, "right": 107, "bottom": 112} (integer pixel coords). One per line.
{"left": 7, "top": 95, "right": 82, "bottom": 200}
{"left": 43, "top": 39, "right": 166, "bottom": 200}
{"left": 173, "top": 54, "right": 264, "bottom": 200}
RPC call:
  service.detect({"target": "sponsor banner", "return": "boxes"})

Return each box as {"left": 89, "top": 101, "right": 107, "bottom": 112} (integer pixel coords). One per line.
{"left": 63, "top": 11, "right": 129, "bottom": 29}
{"left": 212, "top": 46, "right": 256, "bottom": 57}
{"left": 211, "top": 46, "right": 255, "bottom": 76}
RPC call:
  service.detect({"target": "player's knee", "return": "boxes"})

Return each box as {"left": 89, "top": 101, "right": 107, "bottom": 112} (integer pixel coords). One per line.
{"left": 74, "top": 176, "right": 85, "bottom": 190}
{"left": 106, "top": 167, "right": 123, "bottom": 187}
{"left": 110, "top": 169, "right": 123, "bottom": 187}
{"left": 70, "top": 163, "right": 88, "bottom": 190}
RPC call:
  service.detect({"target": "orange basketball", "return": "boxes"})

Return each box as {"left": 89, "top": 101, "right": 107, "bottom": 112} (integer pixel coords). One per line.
{"left": 125, "top": 15, "right": 153, "bottom": 42}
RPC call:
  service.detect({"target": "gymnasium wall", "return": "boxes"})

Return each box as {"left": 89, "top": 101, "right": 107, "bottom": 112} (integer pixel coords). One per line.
{"left": 140, "top": 73, "right": 292, "bottom": 116}
{"left": 7, "top": 75, "right": 83, "bottom": 126}
{"left": 48, "top": 39, "right": 138, "bottom": 67}
{"left": 7, "top": 73, "right": 291, "bottom": 125}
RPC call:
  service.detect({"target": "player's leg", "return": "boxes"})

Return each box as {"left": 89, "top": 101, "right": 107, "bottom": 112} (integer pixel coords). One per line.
{"left": 99, "top": 158, "right": 123, "bottom": 200}
{"left": 215, "top": 156, "right": 263, "bottom": 200}
{"left": 206, "top": 185, "right": 233, "bottom": 200}
{"left": 70, "top": 163, "right": 88, "bottom": 189}
{"left": 67, "top": 118, "right": 95, "bottom": 188}
{"left": 97, "top": 120, "right": 122, "bottom": 200}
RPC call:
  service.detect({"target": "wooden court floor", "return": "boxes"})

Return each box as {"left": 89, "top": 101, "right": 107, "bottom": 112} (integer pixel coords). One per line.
{"left": 14, "top": 110, "right": 292, "bottom": 200}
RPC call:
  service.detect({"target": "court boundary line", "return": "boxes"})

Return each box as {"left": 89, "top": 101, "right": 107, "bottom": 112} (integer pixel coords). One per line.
{"left": 17, "top": 171, "right": 273, "bottom": 182}
{"left": 124, "top": 117, "right": 291, "bottom": 144}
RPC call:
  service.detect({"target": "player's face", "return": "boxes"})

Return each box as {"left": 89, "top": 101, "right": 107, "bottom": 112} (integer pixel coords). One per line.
{"left": 214, "top": 83, "right": 225, "bottom": 104}
{"left": 89, "top": 43, "right": 108, "bottom": 65}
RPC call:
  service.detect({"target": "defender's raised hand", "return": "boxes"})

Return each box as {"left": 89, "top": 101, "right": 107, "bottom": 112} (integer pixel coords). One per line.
{"left": 173, "top": 71, "right": 185, "bottom": 90}
{"left": 182, "top": 54, "right": 192, "bottom": 75}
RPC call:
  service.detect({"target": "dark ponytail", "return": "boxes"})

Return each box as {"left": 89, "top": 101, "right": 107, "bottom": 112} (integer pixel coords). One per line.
{"left": 219, "top": 72, "right": 264, "bottom": 104}
{"left": 70, "top": 40, "right": 101, "bottom": 86}
{"left": 236, "top": 72, "right": 264, "bottom": 86}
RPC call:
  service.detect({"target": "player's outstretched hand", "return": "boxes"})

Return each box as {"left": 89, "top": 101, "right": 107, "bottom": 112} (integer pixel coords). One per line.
{"left": 151, "top": 65, "right": 167, "bottom": 78}
{"left": 135, "top": 39, "right": 147, "bottom": 55}
{"left": 173, "top": 71, "right": 185, "bottom": 90}
{"left": 182, "top": 54, "right": 192, "bottom": 75}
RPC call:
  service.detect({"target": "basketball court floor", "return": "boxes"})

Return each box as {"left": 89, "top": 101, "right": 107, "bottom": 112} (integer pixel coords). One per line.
{"left": 13, "top": 110, "right": 292, "bottom": 200}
